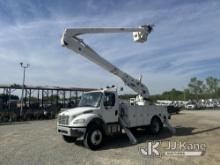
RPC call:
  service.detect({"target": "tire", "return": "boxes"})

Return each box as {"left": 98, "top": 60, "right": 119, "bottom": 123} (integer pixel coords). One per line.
{"left": 62, "top": 135, "right": 77, "bottom": 143}
{"left": 150, "top": 117, "right": 162, "bottom": 135}
{"left": 84, "top": 126, "right": 104, "bottom": 150}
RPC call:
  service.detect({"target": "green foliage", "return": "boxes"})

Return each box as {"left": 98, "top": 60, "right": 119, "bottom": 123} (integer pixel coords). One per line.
{"left": 118, "top": 94, "right": 136, "bottom": 100}
{"left": 120, "top": 76, "right": 220, "bottom": 101}
{"left": 188, "top": 77, "right": 203, "bottom": 99}
{"left": 23, "top": 96, "right": 38, "bottom": 101}
{"left": 43, "top": 95, "right": 60, "bottom": 102}
{"left": 149, "top": 88, "right": 185, "bottom": 102}
{"left": 0, "top": 94, "right": 19, "bottom": 102}
{"left": 187, "top": 76, "right": 220, "bottom": 99}
{"left": 205, "top": 76, "right": 219, "bottom": 95}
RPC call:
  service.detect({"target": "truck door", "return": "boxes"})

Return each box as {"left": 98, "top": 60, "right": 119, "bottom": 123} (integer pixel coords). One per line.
{"left": 102, "top": 92, "right": 119, "bottom": 123}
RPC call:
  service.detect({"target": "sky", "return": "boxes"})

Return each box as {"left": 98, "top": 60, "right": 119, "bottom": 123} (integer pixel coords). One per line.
{"left": 0, "top": 0, "right": 219, "bottom": 95}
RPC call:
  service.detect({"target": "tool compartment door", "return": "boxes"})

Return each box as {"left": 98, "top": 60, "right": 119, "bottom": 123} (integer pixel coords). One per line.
{"left": 120, "top": 104, "right": 152, "bottom": 127}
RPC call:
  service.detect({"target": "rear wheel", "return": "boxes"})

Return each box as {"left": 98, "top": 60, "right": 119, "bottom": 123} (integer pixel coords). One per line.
{"left": 84, "top": 126, "right": 104, "bottom": 150}
{"left": 150, "top": 117, "right": 162, "bottom": 135}
{"left": 62, "top": 135, "right": 77, "bottom": 143}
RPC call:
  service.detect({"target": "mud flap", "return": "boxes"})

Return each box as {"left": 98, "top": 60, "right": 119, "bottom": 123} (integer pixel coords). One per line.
{"left": 164, "top": 119, "right": 176, "bottom": 134}
{"left": 119, "top": 118, "right": 137, "bottom": 145}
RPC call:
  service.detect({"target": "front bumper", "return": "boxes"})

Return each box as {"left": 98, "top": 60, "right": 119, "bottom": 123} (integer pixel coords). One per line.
{"left": 57, "top": 125, "right": 86, "bottom": 137}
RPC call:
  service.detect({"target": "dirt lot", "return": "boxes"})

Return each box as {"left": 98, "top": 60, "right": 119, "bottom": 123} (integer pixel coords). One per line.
{"left": 0, "top": 110, "right": 220, "bottom": 165}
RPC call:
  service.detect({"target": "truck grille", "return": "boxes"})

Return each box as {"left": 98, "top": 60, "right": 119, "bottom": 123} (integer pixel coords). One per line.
{"left": 58, "top": 115, "right": 69, "bottom": 125}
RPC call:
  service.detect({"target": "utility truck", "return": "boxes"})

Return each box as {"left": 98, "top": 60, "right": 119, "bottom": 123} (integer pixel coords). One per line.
{"left": 57, "top": 25, "right": 175, "bottom": 150}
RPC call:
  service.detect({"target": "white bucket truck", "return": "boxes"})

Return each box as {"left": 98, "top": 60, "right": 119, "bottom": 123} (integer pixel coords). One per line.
{"left": 57, "top": 25, "right": 174, "bottom": 150}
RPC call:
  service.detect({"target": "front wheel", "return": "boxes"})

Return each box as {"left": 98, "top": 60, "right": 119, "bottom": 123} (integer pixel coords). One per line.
{"left": 62, "top": 135, "right": 77, "bottom": 143}
{"left": 84, "top": 126, "right": 104, "bottom": 150}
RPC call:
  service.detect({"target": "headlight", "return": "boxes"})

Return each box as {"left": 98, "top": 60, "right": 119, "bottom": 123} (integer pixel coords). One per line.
{"left": 72, "top": 118, "right": 86, "bottom": 124}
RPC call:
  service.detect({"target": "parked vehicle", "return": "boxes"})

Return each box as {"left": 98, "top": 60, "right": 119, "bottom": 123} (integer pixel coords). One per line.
{"left": 57, "top": 25, "right": 174, "bottom": 150}
{"left": 185, "top": 103, "right": 196, "bottom": 110}
{"left": 167, "top": 105, "right": 181, "bottom": 114}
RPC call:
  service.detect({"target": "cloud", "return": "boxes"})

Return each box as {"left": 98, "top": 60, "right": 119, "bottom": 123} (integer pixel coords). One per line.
{"left": 0, "top": 0, "right": 219, "bottom": 95}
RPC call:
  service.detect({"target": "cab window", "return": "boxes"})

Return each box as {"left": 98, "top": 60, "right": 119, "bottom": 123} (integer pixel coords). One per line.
{"left": 104, "top": 92, "right": 115, "bottom": 107}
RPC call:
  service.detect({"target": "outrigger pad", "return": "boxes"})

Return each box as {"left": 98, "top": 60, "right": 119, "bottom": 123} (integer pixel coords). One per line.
{"left": 164, "top": 119, "right": 176, "bottom": 134}
{"left": 123, "top": 127, "right": 137, "bottom": 145}
{"left": 119, "top": 118, "right": 137, "bottom": 145}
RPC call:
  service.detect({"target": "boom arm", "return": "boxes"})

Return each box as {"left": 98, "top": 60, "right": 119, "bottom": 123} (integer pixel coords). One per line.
{"left": 61, "top": 25, "right": 153, "bottom": 99}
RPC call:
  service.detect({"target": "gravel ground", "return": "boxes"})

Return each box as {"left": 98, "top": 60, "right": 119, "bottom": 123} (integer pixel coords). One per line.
{"left": 0, "top": 110, "right": 220, "bottom": 165}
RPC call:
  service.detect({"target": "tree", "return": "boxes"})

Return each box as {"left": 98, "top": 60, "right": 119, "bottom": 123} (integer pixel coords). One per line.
{"left": 217, "top": 88, "right": 220, "bottom": 98}
{"left": 0, "top": 93, "right": 19, "bottom": 102}
{"left": 117, "top": 76, "right": 220, "bottom": 101}
{"left": 183, "top": 89, "right": 191, "bottom": 100}
{"left": 188, "top": 77, "right": 203, "bottom": 99}
{"left": 161, "top": 88, "right": 183, "bottom": 100}
{"left": 205, "top": 76, "right": 219, "bottom": 97}
{"left": 43, "top": 95, "right": 60, "bottom": 102}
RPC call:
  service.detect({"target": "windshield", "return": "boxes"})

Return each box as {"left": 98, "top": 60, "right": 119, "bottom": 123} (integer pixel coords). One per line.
{"left": 78, "top": 92, "right": 102, "bottom": 107}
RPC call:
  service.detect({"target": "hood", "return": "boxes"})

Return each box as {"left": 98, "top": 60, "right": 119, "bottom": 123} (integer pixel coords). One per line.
{"left": 59, "top": 107, "right": 97, "bottom": 117}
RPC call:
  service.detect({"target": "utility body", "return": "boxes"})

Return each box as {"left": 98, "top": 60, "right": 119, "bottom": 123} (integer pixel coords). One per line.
{"left": 57, "top": 25, "right": 174, "bottom": 150}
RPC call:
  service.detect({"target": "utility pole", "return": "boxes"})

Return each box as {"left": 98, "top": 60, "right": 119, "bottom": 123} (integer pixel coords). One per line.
{"left": 184, "top": 90, "right": 186, "bottom": 101}
{"left": 20, "top": 62, "right": 30, "bottom": 117}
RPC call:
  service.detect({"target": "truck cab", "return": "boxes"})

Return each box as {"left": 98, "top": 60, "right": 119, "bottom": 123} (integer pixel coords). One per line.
{"left": 57, "top": 88, "right": 120, "bottom": 149}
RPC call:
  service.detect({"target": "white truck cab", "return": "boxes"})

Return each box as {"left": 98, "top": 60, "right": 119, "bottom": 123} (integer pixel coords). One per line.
{"left": 58, "top": 89, "right": 119, "bottom": 127}
{"left": 57, "top": 89, "right": 119, "bottom": 148}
